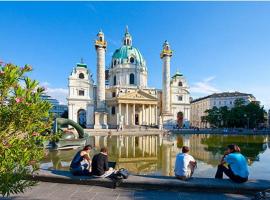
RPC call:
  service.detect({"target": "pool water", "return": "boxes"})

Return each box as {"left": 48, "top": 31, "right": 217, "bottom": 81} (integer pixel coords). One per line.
{"left": 40, "top": 134, "right": 270, "bottom": 180}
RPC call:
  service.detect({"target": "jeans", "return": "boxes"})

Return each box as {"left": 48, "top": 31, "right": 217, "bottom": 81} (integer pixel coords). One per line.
{"left": 215, "top": 164, "right": 248, "bottom": 183}
{"left": 70, "top": 163, "right": 91, "bottom": 176}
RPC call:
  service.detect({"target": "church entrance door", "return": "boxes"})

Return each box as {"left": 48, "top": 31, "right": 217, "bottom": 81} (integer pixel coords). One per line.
{"left": 135, "top": 114, "right": 139, "bottom": 125}
{"left": 78, "top": 109, "right": 86, "bottom": 128}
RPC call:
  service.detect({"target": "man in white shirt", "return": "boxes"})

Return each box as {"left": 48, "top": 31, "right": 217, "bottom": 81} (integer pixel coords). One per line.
{"left": 174, "top": 146, "right": 196, "bottom": 180}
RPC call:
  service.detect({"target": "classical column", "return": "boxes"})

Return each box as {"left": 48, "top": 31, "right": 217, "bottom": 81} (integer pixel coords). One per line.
{"left": 160, "top": 40, "right": 172, "bottom": 115}
{"left": 126, "top": 103, "right": 129, "bottom": 125}
{"left": 119, "top": 103, "right": 121, "bottom": 115}
{"left": 95, "top": 31, "right": 106, "bottom": 111}
{"left": 150, "top": 105, "right": 152, "bottom": 125}
{"left": 133, "top": 104, "right": 136, "bottom": 125}
{"left": 155, "top": 105, "right": 158, "bottom": 125}
{"left": 142, "top": 104, "right": 145, "bottom": 125}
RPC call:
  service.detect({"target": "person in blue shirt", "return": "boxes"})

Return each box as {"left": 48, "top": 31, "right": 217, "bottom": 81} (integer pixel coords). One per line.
{"left": 70, "top": 145, "right": 92, "bottom": 176}
{"left": 215, "top": 144, "right": 249, "bottom": 183}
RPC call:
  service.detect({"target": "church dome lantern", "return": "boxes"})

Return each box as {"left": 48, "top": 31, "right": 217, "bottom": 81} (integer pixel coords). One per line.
{"left": 111, "top": 26, "right": 146, "bottom": 68}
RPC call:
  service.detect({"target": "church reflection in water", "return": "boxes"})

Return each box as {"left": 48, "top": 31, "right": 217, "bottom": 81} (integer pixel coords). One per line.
{"left": 41, "top": 134, "right": 270, "bottom": 177}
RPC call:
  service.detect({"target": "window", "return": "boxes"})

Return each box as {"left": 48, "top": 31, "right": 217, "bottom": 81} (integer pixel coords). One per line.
{"left": 178, "top": 95, "right": 183, "bottom": 101}
{"left": 130, "top": 57, "right": 135, "bottom": 63}
{"left": 112, "top": 92, "right": 116, "bottom": 97}
{"left": 178, "top": 81, "right": 183, "bottom": 86}
{"left": 111, "top": 106, "right": 116, "bottom": 115}
{"left": 99, "top": 37, "right": 102, "bottom": 41}
{"left": 230, "top": 101, "right": 233, "bottom": 105}
{"left": 214, "top": 101, "right": 216, "bottom": 105}
{"left": 79, "top": 90, "right": 84, "bottom": 96}
{"left": 129, "top": 73, "right": 135, "bottom": 84}
{"left": 113, "top": 76, "right": 116, "bottom": 85}
{"left": 79, "top": 73, "right": 84, "bottom": 79}
{"left": 114, "top": 60, "right": 117, "bottom": 66}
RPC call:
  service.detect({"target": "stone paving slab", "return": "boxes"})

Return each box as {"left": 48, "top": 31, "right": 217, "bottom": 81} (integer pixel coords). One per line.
{"left": 27, "top": 169, "right": 270, "bottom": 195}
{"left": 1, "top": 182, "right": 252, "bottom": 200}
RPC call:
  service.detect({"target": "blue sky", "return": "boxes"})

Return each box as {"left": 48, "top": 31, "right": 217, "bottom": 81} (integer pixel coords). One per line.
{"left": 1, "top": 2, "right": 270, "bottom": 109}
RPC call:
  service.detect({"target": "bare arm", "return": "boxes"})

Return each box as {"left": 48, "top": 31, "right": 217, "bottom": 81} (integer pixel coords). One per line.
{"left": 81, "top": 151, "right": 91, "bottom": 164}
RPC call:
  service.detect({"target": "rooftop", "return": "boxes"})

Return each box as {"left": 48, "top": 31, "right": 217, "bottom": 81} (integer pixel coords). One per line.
{"left": 191, "top": 92, "right": 255, "bottom": 103}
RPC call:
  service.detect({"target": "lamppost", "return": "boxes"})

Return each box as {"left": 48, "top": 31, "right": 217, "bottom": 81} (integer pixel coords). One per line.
{"left": 244, "top": 114, "right": 250, "bottom": 129}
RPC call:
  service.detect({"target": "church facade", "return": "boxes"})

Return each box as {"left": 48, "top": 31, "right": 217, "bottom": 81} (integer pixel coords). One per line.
{"left": 67, "top": 28, "right": 190, "bottom": 129}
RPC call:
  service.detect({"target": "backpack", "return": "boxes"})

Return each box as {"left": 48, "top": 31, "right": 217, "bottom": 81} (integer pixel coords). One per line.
{"left": 111, "top": 168, "right": 129, "bottom": 180}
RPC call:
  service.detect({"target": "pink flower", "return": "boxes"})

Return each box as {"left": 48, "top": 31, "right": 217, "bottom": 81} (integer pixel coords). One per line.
{"left": 15, "top": 97, "right": 23, "bottom": 103}
{"left": 0, "top": 71, "right": 4, "bottom": 75}
{"left": 32, "top": 132, "right": 38, "bottom": 136}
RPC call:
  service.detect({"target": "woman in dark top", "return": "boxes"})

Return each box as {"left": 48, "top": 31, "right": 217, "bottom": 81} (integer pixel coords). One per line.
{"left": 70, "top": 145, "right": 92, "bottom": 176}
{"left": 91, "top": 147, "right": 114, "bottom": 177}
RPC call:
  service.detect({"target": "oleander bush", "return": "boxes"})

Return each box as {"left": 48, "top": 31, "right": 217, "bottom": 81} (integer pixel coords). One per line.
{"left": 0, "top": 62, "right": 53, "bottom": 196}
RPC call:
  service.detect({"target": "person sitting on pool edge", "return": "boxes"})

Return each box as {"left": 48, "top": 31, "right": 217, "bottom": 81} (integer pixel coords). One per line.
{"left": 70, "top": 145, "right": 92, "bottom": 176}
{"left": 91, "top": 147, "right": 114, "bottom": 177}
{"left": 215, "top": 144, "right": 249, "bottom": 183}
{"left": 174, "top": 146, "right": 197, "bottom": 181}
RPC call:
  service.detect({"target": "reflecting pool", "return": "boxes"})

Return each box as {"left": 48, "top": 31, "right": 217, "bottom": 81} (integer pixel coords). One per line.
{"left": 40, "top": 134, "right": 270, "bottom": 180}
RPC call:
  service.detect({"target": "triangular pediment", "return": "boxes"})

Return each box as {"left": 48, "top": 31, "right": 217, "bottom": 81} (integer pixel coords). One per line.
{"left": 119, "top": 90, "right": 157, "bottom": 101}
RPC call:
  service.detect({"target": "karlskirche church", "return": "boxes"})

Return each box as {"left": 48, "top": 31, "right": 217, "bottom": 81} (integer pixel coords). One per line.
{"left": 67, "top": 27, "right": 191, "bottom": 129}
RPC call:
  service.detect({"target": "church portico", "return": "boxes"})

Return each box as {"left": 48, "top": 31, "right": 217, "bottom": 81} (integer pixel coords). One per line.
{"left": 107, "top": 90, "right": 158, "bottom": 127}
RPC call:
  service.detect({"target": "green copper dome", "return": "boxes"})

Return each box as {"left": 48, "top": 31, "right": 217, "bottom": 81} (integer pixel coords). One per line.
{"left": 112, "top": 45, "right": 146, "bottom": 67}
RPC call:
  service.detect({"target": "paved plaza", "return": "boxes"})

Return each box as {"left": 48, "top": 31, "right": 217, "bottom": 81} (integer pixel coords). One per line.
{"left": 1, "top": 182, "right": 252, "bottom": 200}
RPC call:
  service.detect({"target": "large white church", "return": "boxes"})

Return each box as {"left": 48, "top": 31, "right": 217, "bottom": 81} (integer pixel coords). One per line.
{"left": 67, "top": 28, "right": 191, "bottom": 129}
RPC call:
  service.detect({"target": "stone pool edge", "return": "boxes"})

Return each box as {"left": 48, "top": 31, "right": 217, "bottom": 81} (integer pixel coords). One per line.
{"left": 26, "top": 169, "right": 270, "bottom": 195}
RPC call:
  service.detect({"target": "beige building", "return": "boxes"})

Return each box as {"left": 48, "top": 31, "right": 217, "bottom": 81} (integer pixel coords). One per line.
{"left": 190, "top": 92, "right": 256, "bottom": 128}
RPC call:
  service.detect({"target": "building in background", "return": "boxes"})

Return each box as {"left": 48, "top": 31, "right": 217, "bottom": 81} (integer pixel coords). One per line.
{"left": 268, "top": 110, "right": 270, "bottom": 128}
{"left": 67, "top": 27, "right": 191, "bottom": 129}
{"left": 41, "top": 95, "right": 68, "bottom": 118}
{"left": 190, "top": 92, "right": 256, "bottom": 128}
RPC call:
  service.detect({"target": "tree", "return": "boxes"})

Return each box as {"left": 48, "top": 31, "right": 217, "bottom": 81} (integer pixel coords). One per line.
{"left": 0, "top": 63, "right": 53, "bottom": 196}
{"left": 204, "top": 106, "right": 220, "bottom": 128}
{"left": 202, "top": 98, "right": 266, "bottom": 128}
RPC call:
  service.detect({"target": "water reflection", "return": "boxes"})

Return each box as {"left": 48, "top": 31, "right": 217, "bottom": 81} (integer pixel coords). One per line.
{"left": 40, "top": 134, "right": 270, "bottom": 179}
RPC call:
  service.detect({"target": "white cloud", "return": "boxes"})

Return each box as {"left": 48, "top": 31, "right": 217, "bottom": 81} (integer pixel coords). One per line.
{"left": 40, "top": 82, "right": 68, "bottom": 105}
{"left": 190, "top": 76, "right": 220, "bottom": 96}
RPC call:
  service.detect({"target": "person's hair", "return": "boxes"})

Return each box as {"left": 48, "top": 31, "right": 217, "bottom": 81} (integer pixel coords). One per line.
{"left": 83, "top": 145, "right": 92, "bottom": 151}
{"left": 227, "top": 144, "right": 241, "bottom": 153}
{"left": 182, "top": 146, "right": 189, "bottom": 153}
{"left": 100, "top": 147, "right": 108, "bottom": 153}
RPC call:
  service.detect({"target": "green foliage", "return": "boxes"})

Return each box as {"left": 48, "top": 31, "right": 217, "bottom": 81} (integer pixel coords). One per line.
{"left": 202, "top": 98, "right": 266, "bottom": 128}
{"left": 0, "top": 63, "right": 53, "bottom": 196}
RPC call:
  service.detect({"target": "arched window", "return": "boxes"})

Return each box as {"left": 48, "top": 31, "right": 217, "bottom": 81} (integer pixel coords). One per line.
{"left": 111, "top": 106, "right": 116, "bottom": 115}
{"left": 130, "top": 57, "right": 135, "bottom": 63}
{"left": 178, "top": 81, "right": 183, "bottom": 86}
{"left": 129, "top": 73, "right": 135, "bottom": 85}
{"left": 113, "top": 75, "right": 116, "bottom": 86}
{"left": 112, "top": 92, "right": 116, "bottom": 97}
{"left": 114, "top": 60, "right": 117, "bottom": 66}
{"left": 79, "top": 90, "right": 84, "bottom": 96}
{"left": 79, "top": 73, "right": 84, "bottom": 79}
{"left": 99, "top": 37, "right": 102, "bottom": 41}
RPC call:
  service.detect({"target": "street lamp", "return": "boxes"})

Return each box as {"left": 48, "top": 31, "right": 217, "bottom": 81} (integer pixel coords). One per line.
{"left": 244, "top": 114, "right": 249, "bottom": 129}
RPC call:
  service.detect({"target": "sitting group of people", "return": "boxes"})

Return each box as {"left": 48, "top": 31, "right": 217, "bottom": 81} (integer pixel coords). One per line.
{"left": 70, "top": 145, "right": 114, "bottom": 177}
{"left": 174, "top": 144, "right": 249, "bottom": 183}
{"left": 70, "top": 143, "right": 249, "bottom": 183}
